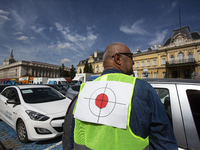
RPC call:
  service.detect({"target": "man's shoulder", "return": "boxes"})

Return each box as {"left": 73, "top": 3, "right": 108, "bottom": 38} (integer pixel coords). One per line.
{"left": 135, "top": 78, "right": 153, "bottom": 90}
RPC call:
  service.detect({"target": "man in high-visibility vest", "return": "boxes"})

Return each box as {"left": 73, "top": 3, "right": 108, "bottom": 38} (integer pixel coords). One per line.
{"left": 71, "top": 42, "right": 178, "bottom": 150}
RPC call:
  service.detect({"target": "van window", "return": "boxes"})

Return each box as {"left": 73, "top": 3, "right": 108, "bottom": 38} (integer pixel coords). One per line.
{"left": 186, "top": 90, "right": 200, "bottom": 140}
{"left": 154, "top": 88, "right": 172, "bottom": 126}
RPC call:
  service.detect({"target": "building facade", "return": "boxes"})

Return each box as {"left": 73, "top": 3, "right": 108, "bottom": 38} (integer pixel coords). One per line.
{"left": 77, "top": 26, "right": 200, "bottom": 79}
{"left": 77, "top": 50, "right": 104, "bottom": 75}
{"left": 0, "top": 51, "right": 70, "bottom": 79}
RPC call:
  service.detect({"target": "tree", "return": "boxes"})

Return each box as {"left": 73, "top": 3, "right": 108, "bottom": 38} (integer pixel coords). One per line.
{"left": 84, "top": 61, "right": 93, "bottom": 73}
{"left": 84, "top": 61, "right": 89, "bottom": 73}
{"left": 60, "top": 63, "right": 70, "bottom": 77}
{"left": 60, "top": 63, "right": 65, "bottom": 77}
{"left": 69, "top": 65, "right": 76, "bottom": 79}
{"left": 89, "top": 63, "right": 93, "bottom": 73}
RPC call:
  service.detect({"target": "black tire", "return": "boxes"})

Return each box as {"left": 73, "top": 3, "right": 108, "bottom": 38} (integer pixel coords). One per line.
{"left": 17, "top": 119, "right": 29, "bottom": 143}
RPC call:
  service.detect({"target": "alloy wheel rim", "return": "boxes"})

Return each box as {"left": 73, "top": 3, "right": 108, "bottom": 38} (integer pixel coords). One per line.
{"left": 18, "top": 122, "right": 26, "bottom": 140}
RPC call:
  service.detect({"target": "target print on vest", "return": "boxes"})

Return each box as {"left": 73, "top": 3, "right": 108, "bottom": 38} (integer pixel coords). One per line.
{"left": 84, "top": 83, "right": 126, "bottom": 122}
{"left": 74, "top": 80, "right": 133, "bottom": 129}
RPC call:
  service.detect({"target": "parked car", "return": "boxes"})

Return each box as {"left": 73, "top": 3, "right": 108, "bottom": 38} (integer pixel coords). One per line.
{"left": 62, "top": 78, "right": 200, "bottom": 150}
{"left": 0, "top": 85, "right": 71, "bottom": 143}
{"left": 65, "top": 85, "right": 80, "bottom": 100}
{"left": 44, "top": 84, "right": 70, "bottom": 95}
{"left": 0, "top": 84, "right": 9, "bottom": 93}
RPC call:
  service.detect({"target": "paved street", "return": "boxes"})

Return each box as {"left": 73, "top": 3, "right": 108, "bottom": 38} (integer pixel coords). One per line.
{"left": 0, "top": 120, "right": 63, "bottom": 150}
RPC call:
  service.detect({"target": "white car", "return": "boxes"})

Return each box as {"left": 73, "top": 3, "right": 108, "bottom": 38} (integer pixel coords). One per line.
{"left": 65, "top": 85, "right": 80, "bottom": 100}
{"left": 0, "top": 85, "right": 71, "bottom": 143}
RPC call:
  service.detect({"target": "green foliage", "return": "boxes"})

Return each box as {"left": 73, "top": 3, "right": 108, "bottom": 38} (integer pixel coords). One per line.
{"left": 69, "top": 65, "right": 76, "bottom": 79}
{"left": 84, "top": 61, "right": 93, "bottom": 73}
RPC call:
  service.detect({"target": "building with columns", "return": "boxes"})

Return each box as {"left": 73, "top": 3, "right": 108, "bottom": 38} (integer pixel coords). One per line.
{"left": 0, "top": 51, "right": 70, "bottom": 80}
{"left": 77, "top": 26, "right": 200, "bottom": 79}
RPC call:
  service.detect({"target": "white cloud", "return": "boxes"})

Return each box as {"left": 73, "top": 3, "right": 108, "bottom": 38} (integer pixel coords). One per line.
{"left": 16, "top": 36, "right": 30, "bottom": 43}
{"left": 148, "top": 29, "right": 168, "bottom": 46}
{"left": 0, "top": 9, "right": 11, "bottom": 24}
{"left": 49, "top": 27, "right": 53, "bottom": 31}
{"left": 11, "top": 10, "right": 26, "bottom": 30}
{"left": 32, "top": 26, "right": 45, "bottom": 33}
{"left": 48, "top": 45, "right": 55, "bottom": 49}
{"left": 55, "top": 22, "right": 98, "bottom": 51}
{"left": 61, "top": 58, "right": 72, "bottom": 63}
{"left": 120, "top": 19, "right": 148, "bottom": 35}
{"left": 14, "top": 32, "right": 23, "bottom": 35}
{"left": 165, "top": 1, "right": 178, "bottom": 14}
{"left": 16, "top": 36, "right": 29, "bottom": 41}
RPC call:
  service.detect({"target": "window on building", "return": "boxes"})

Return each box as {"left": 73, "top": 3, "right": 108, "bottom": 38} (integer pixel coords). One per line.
{"left": 199, "top": 53, "right": 200, "bottom": 61}
{"left": 141, "top": 61, "right": 145, "bottom": 67}
{"left": 178, "top": 52, "right": 184, "bottom": 63}
{"left": 32, "top": 69, "right": 34, "bottom": 76}
{"left": 153, "top": 72, "right": 157, "bottom": 78}
{"left": 79, "top": 68, "right": 82, "bottom": 73}
{"left": 148, "top": 73, "right": 151, "bottom": 78}
{"left": 188, "top": 53, "right": 193, "bottom": 62}
{"left": 162, "top": 58, "right": 166, "bottom": 65}
{"left": 137, "top": 73, "right": 139, "bottom": 78}
{"left": 147, "top": 60, "right": 150, "bottom": 67}
{"left": 171, "top": 56, "right": 175, "bottom": 64}
{"left": 162, "top": 72, "right": 166, "bottom": 78}
{"left": 153, "top": 59, "right": 157, "bottom": 66}
{"left": 136, "top": 62, "right": 139, "bottom": 68}
{"left": 96, "top": 65, "right": 99, "bottom": 73}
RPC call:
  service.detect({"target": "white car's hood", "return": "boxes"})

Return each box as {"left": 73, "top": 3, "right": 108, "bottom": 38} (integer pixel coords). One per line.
{"left": 24, "top": 98, "right": 71, "bottom": 115}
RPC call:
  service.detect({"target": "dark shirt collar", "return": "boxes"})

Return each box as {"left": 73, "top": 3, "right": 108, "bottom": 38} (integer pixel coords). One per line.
{"left": 101, "top": 68, "right": 124, "bottom": 76}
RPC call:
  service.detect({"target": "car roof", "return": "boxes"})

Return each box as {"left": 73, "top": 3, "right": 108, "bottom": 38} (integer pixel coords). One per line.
{"left": 143, "top": 78, "right": 200, "bottom": 85}
{"left": 11, "top": 84, "right": 51, "bottom": 89}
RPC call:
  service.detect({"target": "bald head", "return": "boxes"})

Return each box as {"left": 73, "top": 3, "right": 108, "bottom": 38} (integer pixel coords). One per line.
{"left": 103, "top": 42, "right": 133, "bottom": 75}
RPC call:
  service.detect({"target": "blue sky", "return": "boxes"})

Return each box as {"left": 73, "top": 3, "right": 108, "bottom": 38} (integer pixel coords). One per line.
{"left": 0, "top": 0, "right": 200, "bottom": 69}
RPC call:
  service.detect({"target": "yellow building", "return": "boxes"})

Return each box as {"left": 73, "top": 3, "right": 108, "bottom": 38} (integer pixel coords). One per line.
{"left": 77, "top": 50, "right": 104, "bottom": 75}
{"left": 134, "top": 26, "right": 200, "bottom": 79}
{"left": 77, "top": 26, "right": 200, "bottom": 79}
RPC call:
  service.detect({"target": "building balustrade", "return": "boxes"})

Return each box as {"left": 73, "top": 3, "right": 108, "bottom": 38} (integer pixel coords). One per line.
{"left": 166, "top": 58, "right": 197, "bottom": 65}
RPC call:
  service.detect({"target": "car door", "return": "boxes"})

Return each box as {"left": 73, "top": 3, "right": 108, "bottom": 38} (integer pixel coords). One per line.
{"left": 0, "top": 88, "right": 11, "bottom": 121}
{"left": 150, "top": 83, "right": 188, "bottom": 149}
{"left": 176, "top": 84, "right": 200, "bottom": 150}
{"left": 0, "top": 87, "right": 20, "bottom": 128}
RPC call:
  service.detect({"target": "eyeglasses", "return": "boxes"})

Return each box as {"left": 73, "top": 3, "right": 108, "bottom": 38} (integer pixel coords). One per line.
{"left": 112, "top": 53, "right": 133, "bottom": 60}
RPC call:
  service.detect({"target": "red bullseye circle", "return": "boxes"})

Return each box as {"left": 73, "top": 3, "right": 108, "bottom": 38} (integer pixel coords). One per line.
{"left": 95, "top": 93, "right": 108, "bottom": 109}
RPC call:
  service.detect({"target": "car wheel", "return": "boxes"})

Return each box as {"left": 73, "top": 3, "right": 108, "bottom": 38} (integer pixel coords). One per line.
{"left": 17, "top": 119, "right": 29, "bottom": 143}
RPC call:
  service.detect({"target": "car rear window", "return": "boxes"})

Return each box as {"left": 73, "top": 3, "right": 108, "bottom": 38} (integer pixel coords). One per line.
{"left": 186, "top": 89, "right": 200, "bottom": 140}
{"left": 154, "top": 88, "right": 172, "bottom": 126}
{"left": 72, "top": 85, "right": 80, "bottom": 92}
{"left": 21, "top": 88, "right": 65, "bottom": 103}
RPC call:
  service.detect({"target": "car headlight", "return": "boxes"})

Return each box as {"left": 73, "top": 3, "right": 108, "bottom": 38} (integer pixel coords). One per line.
{"left": 25, "top": 110, "right": 49, "bottom": 121}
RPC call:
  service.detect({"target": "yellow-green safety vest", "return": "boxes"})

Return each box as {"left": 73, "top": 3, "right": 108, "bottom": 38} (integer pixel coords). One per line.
{"left": 73, "top": 73, "right": 149, "bottom": 150}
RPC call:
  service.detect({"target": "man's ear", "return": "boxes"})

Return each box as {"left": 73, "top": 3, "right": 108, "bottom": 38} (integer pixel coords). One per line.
{"left": 113, "top": 54, "right": 122, "bottom": 65}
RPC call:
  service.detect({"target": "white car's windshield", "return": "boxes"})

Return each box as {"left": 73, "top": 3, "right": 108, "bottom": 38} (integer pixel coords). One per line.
{"left": 21, "top": 88, "right": 65, "bottom": 103}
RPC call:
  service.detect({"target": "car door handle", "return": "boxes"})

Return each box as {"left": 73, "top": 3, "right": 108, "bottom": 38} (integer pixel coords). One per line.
{"left": 5, "top": 102, "right": 7, "bottom": 105}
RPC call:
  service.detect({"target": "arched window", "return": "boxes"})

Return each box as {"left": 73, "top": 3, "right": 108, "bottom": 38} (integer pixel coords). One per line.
{"left": 96, "top": 65, "right": 99, "bottom": 73}
{"left": 79, "top": 68, "right": 82, "bottom": 73}
{"left": 171, "top": 56, "right": 174, "bottom": 64}
{"left": 188, "top": 53, "right": 193, "bottom": 62}
{"left": 178, "top": 52, "right": 184, "bottom": 63}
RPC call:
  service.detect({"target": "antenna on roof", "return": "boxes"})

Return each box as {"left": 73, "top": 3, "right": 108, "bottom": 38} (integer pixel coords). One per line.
{"left": 179, "top": 7, "right": 181, "bottom": 29}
